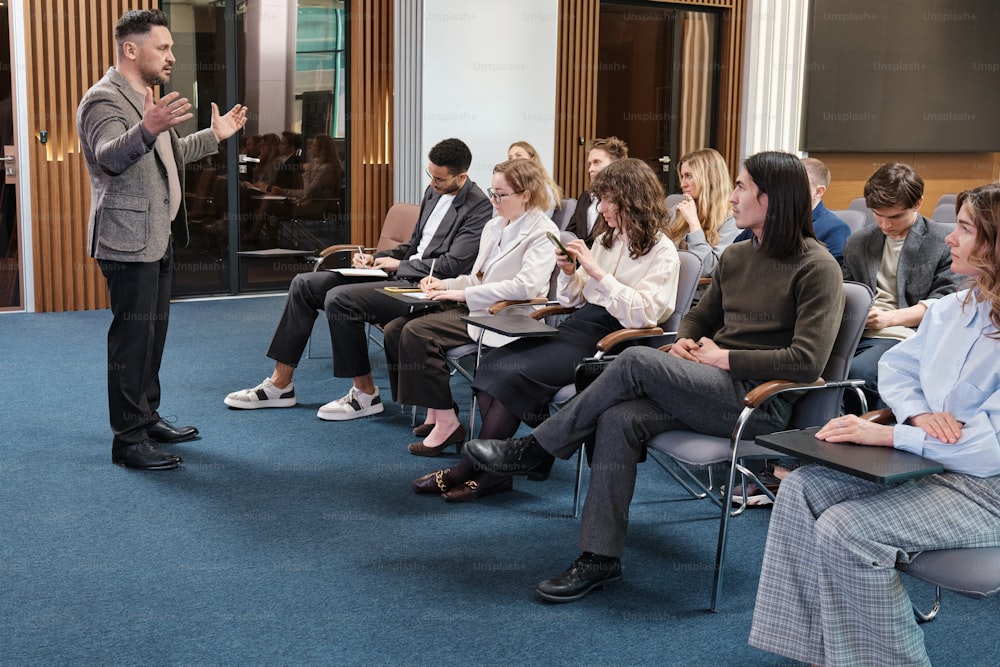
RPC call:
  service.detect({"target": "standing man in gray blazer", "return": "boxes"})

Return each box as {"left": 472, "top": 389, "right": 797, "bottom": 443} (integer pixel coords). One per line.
{"left": 225, "top": 138, "right": 492, "bottom": 421}
{"left": 842, "top": 162, "right": 960, "bottom": 409}
{"left": 77, "top": 9, "right": 248, "bottom": 470}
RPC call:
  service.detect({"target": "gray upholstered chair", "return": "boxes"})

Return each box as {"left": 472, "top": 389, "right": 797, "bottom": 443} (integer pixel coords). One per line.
{"left": 645, "top": 281, "right": 874, "bottom": 611}
{"left": 931, "top": 203, "right": 958, "bottom": 224}
{"left": 831, "top": 209, "right": 867, "bottom": 234}
{"left": 862, "top": 407, "right": 1000, "bottom": 622}
{"left": 848, "top": 196, "right": 876, "bottom": 227}
{"left": 901, "top": 547, "right": 1000, "bottom": 622}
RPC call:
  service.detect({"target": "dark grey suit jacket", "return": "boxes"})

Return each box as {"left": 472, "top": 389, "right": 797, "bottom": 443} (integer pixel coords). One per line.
{"left": 379, "top": 180, "right": 492, "bottom": 281}
{"left": 841, "top": 214, "right": 960, "bottom": 310}
{"left": 566, "top": 191, "right": 605, "bottom": 246}
{"left": 77, "top": 67, "right": 219, "bottom": 262}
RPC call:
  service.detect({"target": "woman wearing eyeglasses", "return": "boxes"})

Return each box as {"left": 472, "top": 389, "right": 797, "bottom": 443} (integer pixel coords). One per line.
{"left": 382, "top": 158, "right": 559, "bottom": 456}
{"left": 413, "top": 158, "right": 680, "bottom": 501}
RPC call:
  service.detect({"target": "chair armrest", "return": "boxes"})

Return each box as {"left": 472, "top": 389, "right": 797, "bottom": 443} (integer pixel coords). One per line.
{"left": 742, "top": 378, "right": 866, "bottom": 409}
{"left": 530, "top": 305, "right": 578, "bottom": 320}
{"left": 861, "top": 407, "right": 895, "bottom": 424}
{"left": 319, "top": 244, "right": 358, "bottom": 258}
{"left": 698, "top": 277, "right": 711, "bottom": 287}
{"left": 488, "top": 298, "right": 550, "bottom": 315}
{"left": 595, "top": 327, "right": 665, "bottom": 353}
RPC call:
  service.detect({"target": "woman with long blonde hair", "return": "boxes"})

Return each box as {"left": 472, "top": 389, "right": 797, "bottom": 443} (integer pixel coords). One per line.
{"left": 666, "top": 147, "right": 739, "bottom": 277}
{"left": 508, "top": 140, "right": 563, "bottom": 217}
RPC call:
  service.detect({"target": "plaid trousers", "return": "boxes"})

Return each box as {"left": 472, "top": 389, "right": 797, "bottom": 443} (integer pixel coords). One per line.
{"left": 749, "top": 465, "right": 1000, "bottom": 667}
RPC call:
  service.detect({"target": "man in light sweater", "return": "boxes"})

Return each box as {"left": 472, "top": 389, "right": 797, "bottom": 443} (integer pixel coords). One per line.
{"left": 464, "top": 151, "right": 845, "bottom": 603}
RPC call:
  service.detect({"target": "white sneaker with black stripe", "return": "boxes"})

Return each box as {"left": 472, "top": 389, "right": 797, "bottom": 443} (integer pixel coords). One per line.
{"left": 224, "top": 378, "right": 297, "bottom": 409}
{"left": 317, "top": 386, "right": 384, "bottom": 421}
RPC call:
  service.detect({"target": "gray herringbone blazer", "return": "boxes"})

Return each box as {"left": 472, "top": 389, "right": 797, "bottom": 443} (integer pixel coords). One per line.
{"left": 77, "top": 67, "right": 219, "bottom": 262}
{"left": 841, "top": 214, "right": 960, "bottom": 309}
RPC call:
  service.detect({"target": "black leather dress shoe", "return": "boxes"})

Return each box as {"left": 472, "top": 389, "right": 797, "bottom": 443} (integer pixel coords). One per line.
{"left": 147, "top": 419, "right": 199, "bottom": 443}
{"left": 536, "top": 552, "right": 622, "bottom": 603}
{"left": 463, "top": 435, "right": 554, "bottom": 480}
{"left": 112, "top": 441, "right": 182, "bottom": 471}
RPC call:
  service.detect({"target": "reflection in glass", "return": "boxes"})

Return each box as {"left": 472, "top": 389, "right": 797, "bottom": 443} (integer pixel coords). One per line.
{"left": 165, "top": 0, "right": 348, "bottom": 297}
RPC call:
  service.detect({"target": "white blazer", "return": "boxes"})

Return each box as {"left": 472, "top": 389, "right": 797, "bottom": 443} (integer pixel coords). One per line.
{"left": 444, "top": 208, "right": 559, "bottom": 347}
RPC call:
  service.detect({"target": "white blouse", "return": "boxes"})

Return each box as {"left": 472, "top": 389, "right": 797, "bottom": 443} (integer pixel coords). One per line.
{"left": 557, "top": 230, "right": 679, "bottom": 329}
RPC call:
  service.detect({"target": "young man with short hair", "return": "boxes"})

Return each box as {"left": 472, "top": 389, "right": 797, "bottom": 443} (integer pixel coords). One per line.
{"left": 842, "top": 162, "right": 960, "bottom": 409}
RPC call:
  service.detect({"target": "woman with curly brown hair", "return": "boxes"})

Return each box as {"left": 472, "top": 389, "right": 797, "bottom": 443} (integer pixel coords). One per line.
{"left": 413, "top": 158, "right": 680, "bottom": 501}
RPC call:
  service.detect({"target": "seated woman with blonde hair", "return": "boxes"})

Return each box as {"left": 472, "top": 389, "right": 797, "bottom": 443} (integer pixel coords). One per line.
{"left": 413, "top": 158, "right": 679, "bottom": 501}
{"left": 749, "top": 181, "right": 1000, "bottom": 667}
{"left": 667, "top": 147, "right": 739, "bottom": 277}
{"left": 382, "top": 158, "right": 558, "bottom": 455}
{"left": 508, "top": 140, "right": 563, "bottom": 218}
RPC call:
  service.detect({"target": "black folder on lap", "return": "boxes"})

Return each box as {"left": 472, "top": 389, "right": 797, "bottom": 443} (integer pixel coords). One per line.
{"left": 461, "top": 314, "right": 558, "bottom": 338}
{"left": 756, "top": 426, "right": 944, "bottom": 484}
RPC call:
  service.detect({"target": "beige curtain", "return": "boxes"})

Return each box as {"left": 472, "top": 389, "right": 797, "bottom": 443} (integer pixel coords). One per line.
{"left": 678, "top": 12, "right": 714, "bottom": 159}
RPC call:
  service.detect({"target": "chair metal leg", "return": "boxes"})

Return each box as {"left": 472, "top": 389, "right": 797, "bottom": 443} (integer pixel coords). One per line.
{"left": 710, "top": 454, "right": 742, "bottom": 613}
{"left": 468, "top": 391, "right": 478, "bottom": 440}
{"left": 647, "top": 450, "right": 722, "bottom": 507}
{"left": 572, "top": 446, "right": 585, "bottom": 518}
{"left": 911, "top": 586, "right": 942, "bottom": 623}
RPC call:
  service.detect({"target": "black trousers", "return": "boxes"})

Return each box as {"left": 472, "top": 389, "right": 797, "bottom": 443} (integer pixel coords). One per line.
{"left": 98, "top": 244, "right": 174, "bottom": 451}
{"left": 265, "top": 271, "right": 421, "bottom": 378}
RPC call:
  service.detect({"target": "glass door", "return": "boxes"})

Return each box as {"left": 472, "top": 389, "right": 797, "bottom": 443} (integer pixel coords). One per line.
{"left": 1, "top": 2, "right": 22, "bottom": 310}
{"left": 165, "top": 0, "right": 348, "bottom": 298}
{"left": 597, "top": 1, "right": 721, "bottom": 194}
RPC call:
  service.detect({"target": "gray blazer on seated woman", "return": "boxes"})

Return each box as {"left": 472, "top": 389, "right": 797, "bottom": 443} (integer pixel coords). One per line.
{"left": 666, "top": 147, "right": 739, "bottom": 278}
{"left": 382, "top": 158, "right": 559, "bottom": 455}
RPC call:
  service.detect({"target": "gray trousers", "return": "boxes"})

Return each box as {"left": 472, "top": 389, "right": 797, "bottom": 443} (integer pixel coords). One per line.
{"left": 748, "top": 465, "right": 1000, "bottom": 667}
{"left": 533, "top": 346, "right": 789, "bottom": 558}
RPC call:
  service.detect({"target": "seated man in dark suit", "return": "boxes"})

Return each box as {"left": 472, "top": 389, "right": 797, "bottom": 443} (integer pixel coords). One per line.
{"left": 564, "top": 136, "right": 628, "bottom": 246}
{"left": 733, "top": 156, "right": 850, "bottom": 262}
{"left": 843, "top": 162, "right": 960, "bottom": 409}
{"left": 225, "top": 138, "right": 492, "bottom": 420}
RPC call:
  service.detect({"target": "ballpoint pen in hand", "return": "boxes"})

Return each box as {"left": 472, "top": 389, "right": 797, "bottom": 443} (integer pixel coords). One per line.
{"left": 357, "top": 245, "right": 366, "bottom": 267}
{"left": 428, "top": 258, "right": 436, "bottom": 282}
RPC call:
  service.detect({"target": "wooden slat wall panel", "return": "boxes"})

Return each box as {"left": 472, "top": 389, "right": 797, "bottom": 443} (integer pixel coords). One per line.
{"left": 554, "top": 0, "right": 745, "bottom": 192}
{"left": 349, "top": 0, "right": 394, "bottom": 248}
{"left": 553, "top": 0, "right": 598, "bottom": 200}
{"left": 25, "top": 0, "right": 152, "bottom": 312}
{"left": 811, "top": 152, "right": 1000, "bottom": 212}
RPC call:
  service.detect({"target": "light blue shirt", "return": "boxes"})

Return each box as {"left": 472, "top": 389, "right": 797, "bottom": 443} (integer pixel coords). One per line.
{"left": 879, "top": 288, "right": 1000, "bottom": 477}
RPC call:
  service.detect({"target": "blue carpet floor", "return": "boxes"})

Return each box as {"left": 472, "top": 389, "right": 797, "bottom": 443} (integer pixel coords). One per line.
{"left": 1, "top": 295, "right": 996, "bottom": 666}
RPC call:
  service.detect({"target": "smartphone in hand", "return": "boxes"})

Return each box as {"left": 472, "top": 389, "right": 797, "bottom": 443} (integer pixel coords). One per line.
{"left": 547, "top": 232, "right": 578, "bottom": 267}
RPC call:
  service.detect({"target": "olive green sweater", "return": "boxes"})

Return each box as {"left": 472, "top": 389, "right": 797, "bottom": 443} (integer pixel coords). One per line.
{"left": 678, "top": 237, "right": 845, "bottom": 383}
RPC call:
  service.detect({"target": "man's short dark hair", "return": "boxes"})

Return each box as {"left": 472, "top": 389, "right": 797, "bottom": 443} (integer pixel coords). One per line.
{"left": 745, "top": 151, "right": 816, "bottom": 260}
{"left": 115, "top": 9, "right": 169, "bottom": 43}
{"left": 864, "top": 162, "right": 924, "bottom": 210}
{"left": 428, "top": 138, "right": 472, "bottom": 175}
